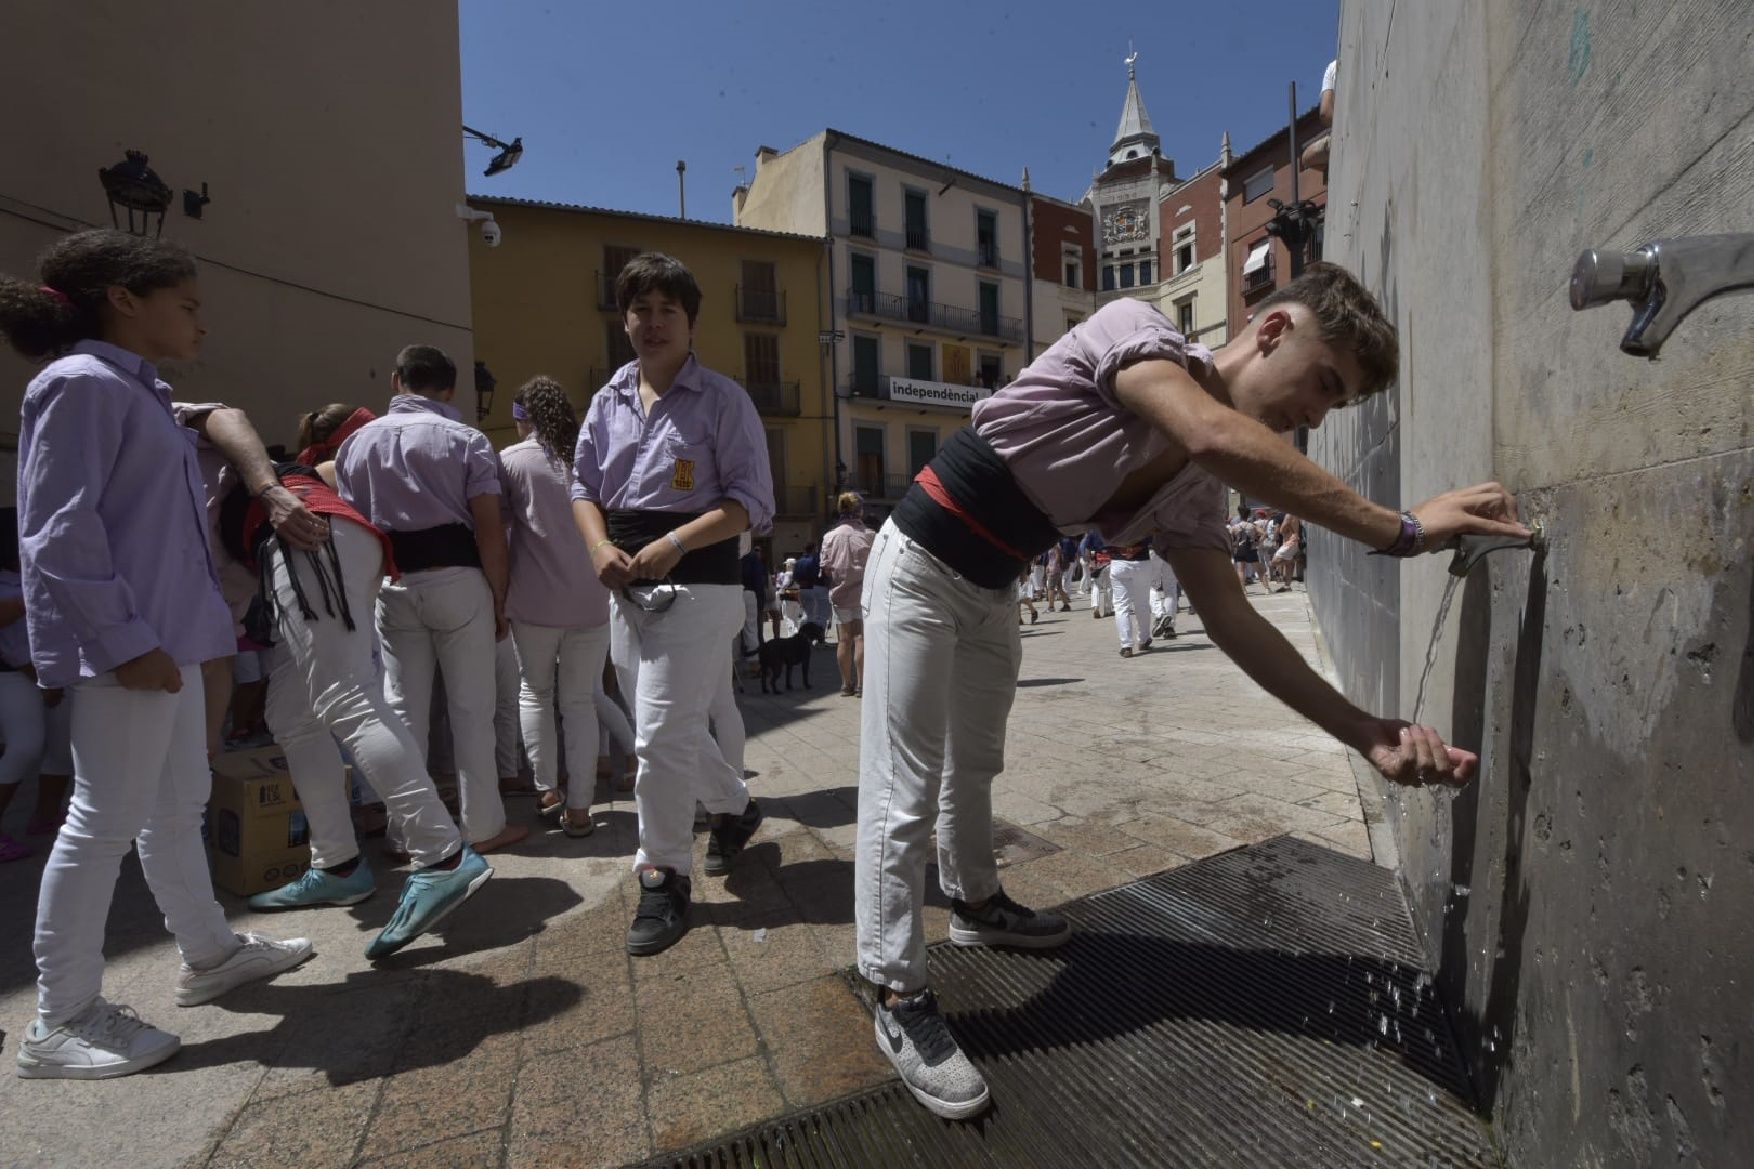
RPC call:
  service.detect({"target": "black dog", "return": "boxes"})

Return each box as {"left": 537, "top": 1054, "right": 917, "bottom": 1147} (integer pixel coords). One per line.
{"left": 759, "top": 622, "right": 825, "bottom": 693}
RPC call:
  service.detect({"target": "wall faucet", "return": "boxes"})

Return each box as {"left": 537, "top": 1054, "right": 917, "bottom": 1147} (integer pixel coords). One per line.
{"left": 1569, "top": 234, "right": 1754, "bottom": 357}
{"left": 1448, "top": 523, "right": 1544, "bottom": 579}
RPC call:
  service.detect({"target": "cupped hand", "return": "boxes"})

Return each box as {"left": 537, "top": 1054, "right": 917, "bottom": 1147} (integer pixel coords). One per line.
{"left": 1411, "top": 482, "right": 1529, "bottom": 551}
{"left": 1358, "top": 719, "right": 1477, "bottom": 788}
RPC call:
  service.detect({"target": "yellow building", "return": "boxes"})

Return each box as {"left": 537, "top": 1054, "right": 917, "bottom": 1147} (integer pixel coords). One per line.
{"left": 465, "top": 197, "right": 833, "bottom": 558}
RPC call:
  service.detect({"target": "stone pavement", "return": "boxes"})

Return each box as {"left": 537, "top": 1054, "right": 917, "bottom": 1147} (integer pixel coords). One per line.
{"left": 0, "top": 584, "right": 1375, "bottom": 1169}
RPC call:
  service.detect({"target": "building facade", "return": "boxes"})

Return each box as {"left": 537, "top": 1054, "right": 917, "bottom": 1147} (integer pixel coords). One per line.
{"left": 1152, "top": 154, "right": 1231, "bottom": 348}
{"left": 733, "top": 130, "right": 1030, "bottom": 519}
{"left": 1223, "top": 109, "right": 1329, "bottom": 337}
{"left": 1029, "top": 192, "right": 1097, "bottom": 359}
{"left": 465, "top": 198, "right": 832, "bottom": 558}
{"left": 0, "top": 1, "right": 476, "bottom": 499}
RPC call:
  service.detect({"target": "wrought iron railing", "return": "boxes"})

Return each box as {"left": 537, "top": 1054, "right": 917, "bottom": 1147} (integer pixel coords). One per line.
{"left": 846, "top": 288, "right": 1023, "bottom": 342}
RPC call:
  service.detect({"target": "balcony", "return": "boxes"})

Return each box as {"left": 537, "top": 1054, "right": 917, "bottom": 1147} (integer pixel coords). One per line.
{"left": 978, "top": 240, "right": 999, "bottom": 268}
{"left": 740, "top": 378, "right": 801, "bottom": 417}
{"left": 850, "top": 472, "right": 914, "bottom": 501}
{"left": 735, "top": 285, "right": 787, "bottom": 325}
{"left": 594, "top": 270, "right": 619, "bottom": 312}
{"left": 905, "top": 225, "right": 930, "bottom": 252}
{"left": 845, "top": 288, "right": 1024, "bottom": 343}
{"left": 776, "top": 485, "right": 823, "bottom": 519}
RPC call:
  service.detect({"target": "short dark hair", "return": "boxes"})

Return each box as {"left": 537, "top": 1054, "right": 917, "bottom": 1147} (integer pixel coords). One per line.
{"left": 0, "top": 230, "right": 196, "bottom": 360}
{"left": 1256, "top": 261, "right": 1399, "bottom": 399}
{"left": 394, "top": 344, "right": 457, "bottom": 393}
{"left": 615, "top": 252, "right": 702, "bottom": 324}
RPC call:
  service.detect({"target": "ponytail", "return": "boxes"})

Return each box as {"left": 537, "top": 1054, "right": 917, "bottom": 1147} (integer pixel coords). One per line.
{"left": 0, "top": 229, "right": 195, "bottom": 361}
{"left": 515, "top": 376, "right": 580, "bottom": 463}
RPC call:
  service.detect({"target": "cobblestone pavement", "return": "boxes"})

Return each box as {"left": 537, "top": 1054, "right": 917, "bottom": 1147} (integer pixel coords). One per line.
{"left": 0, "top": 584, "right": 1374, "bottom": 1169}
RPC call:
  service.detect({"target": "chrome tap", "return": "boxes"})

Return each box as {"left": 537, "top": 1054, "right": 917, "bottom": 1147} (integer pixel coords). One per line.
{"left": 1570, "top": 234, "right": 1754, "bottom": 357}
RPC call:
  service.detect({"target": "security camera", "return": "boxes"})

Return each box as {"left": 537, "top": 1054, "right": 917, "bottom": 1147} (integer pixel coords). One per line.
{"left": 480, "top": 218, "right": 501, "bottom": 247}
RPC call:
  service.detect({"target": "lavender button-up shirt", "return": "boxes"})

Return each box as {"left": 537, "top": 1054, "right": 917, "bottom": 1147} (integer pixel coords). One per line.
{"left": 572, "top": 357, "right": 774, "bottom": 533}
{"left": 498, "top": 437, "right": 609, "bottom": 629}
{"left": 335, "top": 394, "right": 499, "bottom": 533}
{"left": 971, "top": 298, "right": 1228, "bottom": 554}
{"left": 16, "top": 342, "right": 233, "bottom": 687}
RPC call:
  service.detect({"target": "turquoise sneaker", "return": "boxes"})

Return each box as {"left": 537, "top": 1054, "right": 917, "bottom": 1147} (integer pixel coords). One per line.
{"left": 365, "top": 847, "right": 493, "bottom": 960}
{"left": 248, "top": 861, "right": 376, "bottom": 911}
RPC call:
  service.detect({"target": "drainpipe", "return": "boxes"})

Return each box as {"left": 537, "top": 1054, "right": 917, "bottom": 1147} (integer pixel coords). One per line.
{"left": 823, "top": 133, "right": 843, "bottom": 501}
{"left": 1021, "top": 168, "right": 1035, "bottom": 362}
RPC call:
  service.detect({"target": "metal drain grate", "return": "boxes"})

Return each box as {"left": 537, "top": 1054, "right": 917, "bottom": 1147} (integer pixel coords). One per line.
{"left": 634, "top": 836, "right": 1499, "bottom": 1169}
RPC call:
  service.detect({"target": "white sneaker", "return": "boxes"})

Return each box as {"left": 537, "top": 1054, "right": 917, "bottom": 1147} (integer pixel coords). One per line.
{"left": 15, "top": 998, "right": 181, "bottom": 1080}
{"left": 176, "top": 932, "right": 314, "bottom": 1007}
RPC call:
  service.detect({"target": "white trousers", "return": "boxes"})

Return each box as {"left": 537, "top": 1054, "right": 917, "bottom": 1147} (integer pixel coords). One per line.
{"left": 855, "top": 522, "right": 1019, "bottom": 992}
{"left": 1110, "top": 558, "right": 1153, "bottom": 648}
{"left": 494, "top": 637, "right": 524, "bottom": 779}
{"left": 1149, "top": 551, "right": 1181, "bottom": 620}
{"left": 34, "top": 667, "right": 237, "bottom": 1024}
{"left": 377, "top": 566, "right": 506, "bottom": 844}
{"left": 0, "top": 673, "right": 73, "bottom": 786}
{"left": 802, "top": 585, "right": 832, "bottom": 629}
{"left": 1089, "top": 562, "right": 1113, "bottom": 616}
{"left": 266, "top": 523, "right": 461, "bottom": 869}
{"left": 610, "top": 584, "right": 749, "bottom": 875}
{"left": 708, "top": 650, "right": 745, "bottom": 776}
{"left": 511, "top": 620, "right": 609, "bottom": 810}
{"left": 740, "top": 591, "right": 761, "bottom": 656}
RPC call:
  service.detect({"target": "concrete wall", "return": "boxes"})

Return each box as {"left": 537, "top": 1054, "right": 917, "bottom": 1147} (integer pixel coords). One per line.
{"left": 0, "top": 1, "right": 474, "bottom": 492}
{"left": 1312, "top": 2, "right": 1754, "bottom": 1165}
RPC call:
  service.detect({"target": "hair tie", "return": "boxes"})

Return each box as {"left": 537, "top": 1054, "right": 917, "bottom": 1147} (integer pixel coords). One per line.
{"left": 511, "top": 401, "right": 530, "bottom": 422}
{"left": 38, "top": 285, "right": 73, "bottom": 309}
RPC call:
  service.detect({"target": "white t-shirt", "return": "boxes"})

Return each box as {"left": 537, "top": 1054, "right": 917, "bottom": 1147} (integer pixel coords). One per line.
{"left": 1322, "top": 59, "right": 1337, "bottom": 95}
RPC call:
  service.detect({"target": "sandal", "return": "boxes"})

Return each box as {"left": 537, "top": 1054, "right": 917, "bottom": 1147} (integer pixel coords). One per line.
{"left": 0, "top": 834, "right": 32, "bottom": 863}
{"left": 560, "top": 808, "right": 595, "bottom": 838}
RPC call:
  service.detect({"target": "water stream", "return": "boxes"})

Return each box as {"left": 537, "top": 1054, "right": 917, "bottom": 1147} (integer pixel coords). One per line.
{"left": 1411, "top": 574, "right": 1465, "bottom": 725}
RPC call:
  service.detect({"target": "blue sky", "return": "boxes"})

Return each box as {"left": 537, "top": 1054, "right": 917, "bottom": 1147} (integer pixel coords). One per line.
{"left": 458, "top": 0, "right": 1338, "bottom": 217}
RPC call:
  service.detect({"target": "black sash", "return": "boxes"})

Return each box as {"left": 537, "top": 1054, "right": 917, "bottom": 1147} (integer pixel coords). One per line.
{"left": 387, "top": 524, "right": 482, "bottom": 574}
{"left": 890, "top": 428, "right": 1062, "bottom": 589}
{"left": 606, "top": 509, "right": 740, "bottom": 585}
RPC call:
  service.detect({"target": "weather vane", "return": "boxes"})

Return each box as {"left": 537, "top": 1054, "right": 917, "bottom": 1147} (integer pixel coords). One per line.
{"left": 1126, "top": 40, "right": 1138, "bottom": 77}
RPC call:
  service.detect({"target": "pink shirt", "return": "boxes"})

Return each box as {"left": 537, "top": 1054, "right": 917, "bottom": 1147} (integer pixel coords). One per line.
{"left": 820, "top": 518, "right": 874, "bottom": 610}
{"left": 497, "top": 437, "right": 609, "bottom": 629}
{"left": 970, "top": 298, "right": 1228, "bottom": 554}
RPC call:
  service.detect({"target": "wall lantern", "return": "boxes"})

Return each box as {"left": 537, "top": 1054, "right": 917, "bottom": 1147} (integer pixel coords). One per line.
{"left": 98, "top": 151, "right": 173, "bottom": 237}
{"left": 474, "top": 360, "right": 497, "bottom": 423}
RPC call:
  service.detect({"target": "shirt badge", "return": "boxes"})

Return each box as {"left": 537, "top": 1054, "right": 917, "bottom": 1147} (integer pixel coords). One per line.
{"left": 672, "top": 458, "right": 695, "bottom": 491}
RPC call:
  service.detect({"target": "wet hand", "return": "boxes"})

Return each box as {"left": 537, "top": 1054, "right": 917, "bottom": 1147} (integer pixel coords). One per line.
{"left": 628, "top": 536, "right": 683, "bottom": 582}
{"left": 1411, "top": 483, "right": 1528, "bottom": 551}
{"left": 116, "top": 648, "right": 183, "bottom": 693}
{"left": 592, "top": 543, "right": 635, "bottom": 590}
{"left": 1359, "top": 719, "right": 1476, "bottom": 787}
{"left": 263, "top": 485, "right": 330, "bottom": 551}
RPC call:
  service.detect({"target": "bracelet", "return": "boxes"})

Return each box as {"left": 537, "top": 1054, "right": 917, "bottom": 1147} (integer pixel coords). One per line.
{"left": 665, "top": 531, "right": 688, "bottom": 556}
{"left": 1370, "top": 511, "right": 1425, "bottom": 558}
{"left": 254, "top": 481, "right": 283, "bottom": 500}
{"left": 588, "top": 537, "right": 615, "bottom": 553}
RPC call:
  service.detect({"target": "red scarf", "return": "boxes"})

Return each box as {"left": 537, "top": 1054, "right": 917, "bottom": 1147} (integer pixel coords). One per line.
{"left": 297, "top": 406, "right": 375, "bottom": 467}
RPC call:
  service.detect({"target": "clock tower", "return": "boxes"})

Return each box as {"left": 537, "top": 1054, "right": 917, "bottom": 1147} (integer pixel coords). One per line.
{"left": 1086, "top": 49, "right": 1178, "bottom": 302}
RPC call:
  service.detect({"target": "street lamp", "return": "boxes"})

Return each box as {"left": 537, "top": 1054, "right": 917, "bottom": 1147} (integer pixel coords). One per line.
{"left": 474, "top": 360, "right": 497, "bottom": 423}
{"left": 463, "top": 126, "right": 524, "bottom": 178}
{"left": 98, "top": 151, "right": 173, "bottom": 237}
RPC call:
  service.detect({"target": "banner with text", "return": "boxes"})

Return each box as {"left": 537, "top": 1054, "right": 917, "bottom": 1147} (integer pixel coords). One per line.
{"left": 887, "top": 376, "right": 992, "bottom": 411}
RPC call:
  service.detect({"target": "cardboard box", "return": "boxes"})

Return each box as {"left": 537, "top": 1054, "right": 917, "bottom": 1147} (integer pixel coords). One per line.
{"left": 207, "top": 767, "right": 310, "bottom": 897}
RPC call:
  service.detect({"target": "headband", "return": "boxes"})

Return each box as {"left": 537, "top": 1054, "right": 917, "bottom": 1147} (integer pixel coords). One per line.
{"left": 511, "top": 401, "right": 530, "bottom": 422}
{"left": 296, "top": 406, "right": 376, "bottom": 467}
{"left": 39, "top": 285, "right": 72, "bottom": 309}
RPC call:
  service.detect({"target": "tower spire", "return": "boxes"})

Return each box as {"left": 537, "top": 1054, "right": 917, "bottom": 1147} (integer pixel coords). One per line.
{"left": 1109, "top": 46, "right": 1161, "bottom": 167}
